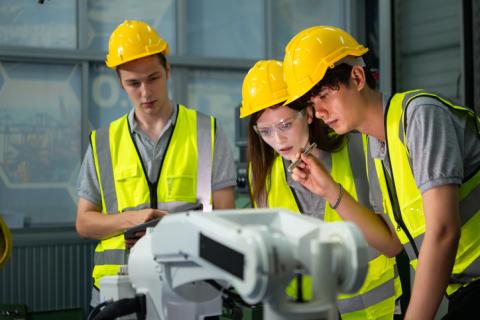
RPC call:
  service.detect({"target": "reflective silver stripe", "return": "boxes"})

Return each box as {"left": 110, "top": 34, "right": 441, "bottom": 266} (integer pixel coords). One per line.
{"left": 459, "top": 184, "right": 480, "bottom": 225}
{"left": 346, "top": 133, "right": 373, "bottom": 211}
{"left": 121, "top": 203, "right": 151, "bottom": 212}
{"left": 451, "top": 255, "right": 480, "bottom": 283}
{"left": 400, "top": 90, "right": 426, "bottom": 111}
{"left": 365, "top": 136, "right": 393, "bottom": 232}
{"left": 196, "top": 112, "right": 212, "bottom": 211}
{"left": 403, "top": 242, "right": 416, "bottom": 261}
{"left": 348, "top": 134, "right": 381, "bottom": 263}
{"left": 400, "top": 91, "right": 429, "bottom": 169}
{"left": 332, "top": 134, "right": 383, "bottom": 253}
{"left": 403, "top": 233, "right": 424, "bottom": 261}
{"left": 94, "top": 249, "right": 127, "bottom": 265}
{"left": 337, "top": 274, "right": 396, "bottom": 314}
{"left": 123, "top": 201, "right": 193, "bottom": 213}
{"left": 94, "top": 126, "right": 118, "bottom": 214}
{"left": 398, "top": 90, "right": 423, "bottom": 144}
{"left": 400, "top": 90, "right": 424, "bottom": 120}
{"left": 398, "top": 119, "right": 405, "bottom": 145}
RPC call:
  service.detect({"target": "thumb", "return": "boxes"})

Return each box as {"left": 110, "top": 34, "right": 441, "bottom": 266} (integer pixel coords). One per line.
{"left": 300, "top": 152, "right": 315, "bottom": 164}
{"left": 301, "top": 153, "right": 322, "bottom": 175}
{"left": 293, "top": 152, "right": 302, "bottom": 162}
{"left": 154, "top": 209, "right": 168, "bottom": 217}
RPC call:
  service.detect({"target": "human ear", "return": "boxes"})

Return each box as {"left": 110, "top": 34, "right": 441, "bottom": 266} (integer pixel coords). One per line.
{"left": 115, "top": 70, "right": 125, "bottom": 90}
{"left": 165, "top": 63, "right": 171, "bottom": 80}
{"left": 306, "top": 106, "right": 314, "bottom": 124}
{"left": 351, "top": 65, "right": 366, "bottom": 91}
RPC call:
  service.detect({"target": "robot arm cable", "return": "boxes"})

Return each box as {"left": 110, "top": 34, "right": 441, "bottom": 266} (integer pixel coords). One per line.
{"left": 205, "top": 280, "right": 258, "bottom": 309}
{"left": 88, "top": 294, "right": 146, "bottom": 320}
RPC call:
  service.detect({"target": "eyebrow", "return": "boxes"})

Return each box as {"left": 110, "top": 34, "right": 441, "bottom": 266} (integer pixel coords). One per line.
{"left": 124, "top": 71, "right": 162, "bottom": 84}
{"left": 319, "top": 86, "right": 333, "bottom": 95}
{"left": 256, "top": 116, "right": 295, "bottom": 128}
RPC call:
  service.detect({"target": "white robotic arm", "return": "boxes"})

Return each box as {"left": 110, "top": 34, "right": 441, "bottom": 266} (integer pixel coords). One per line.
{"left": 96, "top": 209, "right": 368, "bottom": 320}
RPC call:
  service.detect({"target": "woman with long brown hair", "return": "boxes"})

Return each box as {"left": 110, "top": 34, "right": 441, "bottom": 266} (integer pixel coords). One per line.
{"left": 240, "top": 60, "right": 401, "bottom": 320}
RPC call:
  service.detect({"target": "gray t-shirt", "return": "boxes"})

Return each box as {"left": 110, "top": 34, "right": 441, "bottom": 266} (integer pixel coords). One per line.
{"left": 285, "top": 150, "right": 330, "bottom": 220}
{"left": 285, "top": 132, "right": 382, "bottom": 220}
{"left": 77, "top": 103, "right": 237, "bottom": 207}
{"left": 370, "top": 94, "right": 480, "bottom": 194}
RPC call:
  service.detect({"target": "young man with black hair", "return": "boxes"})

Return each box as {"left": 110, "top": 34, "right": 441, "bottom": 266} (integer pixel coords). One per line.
{"left": 284, "top": 25, "right": 480, "bottom": 320}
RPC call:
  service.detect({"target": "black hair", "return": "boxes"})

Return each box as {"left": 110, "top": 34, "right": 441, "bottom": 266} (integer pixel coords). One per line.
{"left": 290, "top": 63, "right": 376, "bottom": 110}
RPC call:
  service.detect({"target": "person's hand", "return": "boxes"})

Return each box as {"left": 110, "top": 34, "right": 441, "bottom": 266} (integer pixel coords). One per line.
{"left": 124, "top": 208, "right": 168, "bottom": 226}
{"left": 125, "top": 231, "right": 146, "bottom": 248}
{"left": 291, "top": 153, "right": 338, "bottom": 201}
{"left": 123, "top": 209, "right": 168, "bottom": 248}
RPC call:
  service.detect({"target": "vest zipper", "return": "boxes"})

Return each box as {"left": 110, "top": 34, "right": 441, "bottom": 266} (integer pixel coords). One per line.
{"left": 149, "top": 181, "right": 158, "bottom": 209}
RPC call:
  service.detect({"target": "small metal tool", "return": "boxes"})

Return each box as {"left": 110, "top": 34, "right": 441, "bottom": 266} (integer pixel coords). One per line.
{"left": 287, "top": 142, "right": 317, "bottom": 172}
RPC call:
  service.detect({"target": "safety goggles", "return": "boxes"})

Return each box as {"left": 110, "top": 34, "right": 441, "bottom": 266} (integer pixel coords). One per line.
{"left": 253, "top": 110, "right": 305, "bottom": 138}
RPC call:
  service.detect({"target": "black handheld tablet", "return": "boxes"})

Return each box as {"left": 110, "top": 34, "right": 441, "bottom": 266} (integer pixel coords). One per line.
{"left": 124, "top": 202, "right": 203, "bottom": 240}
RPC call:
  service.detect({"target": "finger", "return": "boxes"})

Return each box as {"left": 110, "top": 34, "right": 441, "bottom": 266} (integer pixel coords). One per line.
{"left": 291, "top": 167, "right": 307, "bottom": 180}
{"left": 153, "top": 209, "right": 168, "bottom": 217}
{"left": 301, "top": 153, "right": 323, "bottom": 172}
{"left": 300, "top": 152, "right": 314, "bottom": 163}
{"left": 125, "top": 239, "right": 136, "bottom": 248}
{"left": 293, "top": 159, "right": 309, "bottom": 175}
{"left": 291, "top": 172, "right": 301, "bottom": 182}
{"left": 145, "top": 211, "right": 162, "bottom": 220}
{"left": 292, "top": 171, "right": 309, "bottom": 186}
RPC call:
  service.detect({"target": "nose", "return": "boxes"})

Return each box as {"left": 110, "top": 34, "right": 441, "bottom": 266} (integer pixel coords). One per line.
{"left": 312, "top": 103, "right": 328, "bottom": 120}
{"left": 315, "top": 109, "right": 328, "bottom": 121}
{"left": 271, "top": 129, "right": 287, "bottom": 144}
{"left": 140, "top": 82, "right": 151, "bottom": 99}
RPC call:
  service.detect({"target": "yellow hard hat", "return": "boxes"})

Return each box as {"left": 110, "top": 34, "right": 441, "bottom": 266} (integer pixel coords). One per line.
{"left": 240, "top": 60, "right": 288, "bottom": 118}
{"left": 105, "top": 20, "right": 169, "bottom": 69}
{"left": 0, "top": 215, "right": 12, "bottom": 268}
{"left": 283, "top": 26, "right": 368, "bottom": 105}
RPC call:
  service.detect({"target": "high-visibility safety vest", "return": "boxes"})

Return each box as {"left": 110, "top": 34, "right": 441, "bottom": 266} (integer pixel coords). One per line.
{"left": 373, "top": 90, "right": 480, "bottom": 296}
{"left": 251, "top": 135, "right": 402, "bottom": 320}
{"left": 90, "top": 104, "right": 215, "bottom": 288}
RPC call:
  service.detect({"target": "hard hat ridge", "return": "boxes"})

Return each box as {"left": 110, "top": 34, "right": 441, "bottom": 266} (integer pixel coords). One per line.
{"left": 105, "top": 20, "right": 169, "bottom": 69}
{"left": 240, "top": 60, "right": 288, "bottom": 118}
{"left": 283, "top": 25, "right": 368, "bottom": 105}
